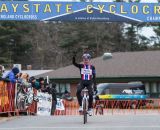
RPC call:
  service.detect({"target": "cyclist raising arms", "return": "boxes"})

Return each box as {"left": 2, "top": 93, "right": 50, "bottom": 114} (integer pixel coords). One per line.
{"left": 73, "top": 53, "right": 97, "bottom": 116}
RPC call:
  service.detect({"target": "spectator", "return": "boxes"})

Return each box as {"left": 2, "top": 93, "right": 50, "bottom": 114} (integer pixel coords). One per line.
{"left": 29, "top": 76, "right": 40, "bottom": 90}
{"left": 20, "top": 73, "right": 31, "bottom": 88}
{"left": 5, "top": 67, "right": 20, "bottom": 83}
{"left": 0, "top": 65, "right": 2, "bottom": 78}
{"left": 62, "top": 89, "right": 73, "bottom": 101}
{"left": 0, "top": 65, "right": 5, "bottom": 79}
{"left": 38, "top": 78, "right": 57, "bottom": 115}
{"left": 16, "top": 73, "right": 23, "bottom": 83}
{"left": 48, "top": 82, "right": 57, "bottom": 115}
{"left": 39, "top": 77, "right": 49, "bottom": 92}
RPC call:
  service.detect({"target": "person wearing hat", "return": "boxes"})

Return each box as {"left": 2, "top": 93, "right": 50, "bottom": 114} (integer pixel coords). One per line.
{"left": 29, "top": 76, "right": 40, "bottom": 90}
{"left": 7, "top": 67, "right": 20, "bottom": 83}
{"left": 73, "top": 53, "right": 97, "bottom": 116}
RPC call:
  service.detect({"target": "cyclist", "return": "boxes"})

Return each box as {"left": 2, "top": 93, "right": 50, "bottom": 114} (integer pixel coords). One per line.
{"left": 73, "top": 53, "right": 97, "bottom": 116}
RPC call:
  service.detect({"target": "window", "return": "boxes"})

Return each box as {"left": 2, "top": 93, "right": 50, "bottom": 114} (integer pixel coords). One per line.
{"left": 59, "top": 83, "right": 66, "bottom": 93}
{"left": 158, "top": 83, "right": 160, "bottom": 98}
{"left": 150, "top": 83, "right": 157, "bottom": 93}
{"left": 150, "top": 93, "right": 159, "bottom": 98}
{"left": 150, "top": 82, "right": 159, "bottom": 98}
{"left": 104, "top": 89, "right": 109, "bottom": 94}
{"left": 144, "top": 82, "right": 150, "bottom": 93}
{"left": 66, "top": 83, "right": 70, "bottom": 92}
{"left": 158, "top": 83, "right": 160, "bottom": 93}
{"left": 55, "top": 83, "right": 71, "bottom": 97}
{"left": 56, "top": 83, "right": 60, "bottom": 93}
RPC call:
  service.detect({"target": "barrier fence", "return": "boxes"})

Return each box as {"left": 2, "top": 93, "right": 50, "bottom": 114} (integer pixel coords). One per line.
{"left": 0, "top": 80, "right": 160, "bottom": 116}
{"left": 54, "top": 99, "right": 160, "bottom": 116}
{"left": 0, "top": 81, "right": 16, "bottom": 116}
{"left": 0, "top": 80, "right": 37, "bottom": 116}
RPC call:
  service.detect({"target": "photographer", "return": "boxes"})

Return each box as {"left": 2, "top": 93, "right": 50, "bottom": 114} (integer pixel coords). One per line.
{"left": 47, "top": 83, "right": 57, "bottom": 115}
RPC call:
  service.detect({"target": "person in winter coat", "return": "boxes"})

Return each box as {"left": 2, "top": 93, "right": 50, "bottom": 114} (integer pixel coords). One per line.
{"left": 29, "top": 76, "right": 41, "bottom": 90}
{"left": 7, "top": 67, "right": 20, "bottom": 83}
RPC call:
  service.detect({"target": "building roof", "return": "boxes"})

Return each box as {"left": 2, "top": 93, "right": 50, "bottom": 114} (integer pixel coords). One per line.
{"left": 36, "top": 51, "right": 160, "bottom": 79}
{"left": 4, "top": 70, "right": 53, "bottom": 77}
{"left": 21, "top": 70, "right": 53, "bottom": 77}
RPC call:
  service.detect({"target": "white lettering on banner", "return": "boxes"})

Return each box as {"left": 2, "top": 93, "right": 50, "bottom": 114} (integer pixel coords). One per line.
{"left": 37, "top": 92, "right": 52, "bottom": 116}
{"left": 81, "top": 68, "right": 92, "bottom": 75}
{"left": 122, "top": 89, "right": 133, "bottom": 94}
{"left": 56, "top": 98, "right": 65, "bottom": 111}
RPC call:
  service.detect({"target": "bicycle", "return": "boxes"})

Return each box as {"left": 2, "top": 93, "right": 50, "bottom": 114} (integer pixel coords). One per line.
{"left": 81, "top": 87, "right": 89, "bottom": 124}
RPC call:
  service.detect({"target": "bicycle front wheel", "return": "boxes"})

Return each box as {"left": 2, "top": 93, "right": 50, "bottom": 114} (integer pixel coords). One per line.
{"left": 84, "top": 111, "right": 87, "bottom": 124}
{"left": 82, "top": 99, "right": 87, "bottom": 124}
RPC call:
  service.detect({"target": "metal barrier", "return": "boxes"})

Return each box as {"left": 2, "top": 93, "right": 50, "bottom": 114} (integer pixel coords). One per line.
{"left": 0, "top": 80, "right": 37, "bottom": 116}
{"left": 0, "top": 80, "right": 160, "bottom": 116}
{"left": 54, "top": 100, "right": 78, "bottom": 115}
{"left": 54, "top": 99, "right": 160, "bottom": 116}
{"left": 0, "top": 80, "right": 17, "bottom": 116}
{"left": 94, "top": 99, "right": 160, "bottom": 115}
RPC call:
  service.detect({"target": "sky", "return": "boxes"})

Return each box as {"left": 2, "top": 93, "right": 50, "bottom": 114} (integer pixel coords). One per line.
{"left": 140, "top": 27, "right": 156, "bottom": 38}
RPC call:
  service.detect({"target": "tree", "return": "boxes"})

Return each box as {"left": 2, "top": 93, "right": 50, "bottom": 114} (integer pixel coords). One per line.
{"left": 0, "top": 21, "right": 33, "bottom": 68}
{"left": 0, "top": 21, "right": 155, "bottom": 70}
{"left": 150, "top": 23, "right": 160, "bottom": 50}
{"left": 124, "top": 24, "right": 138, "bottom": 51}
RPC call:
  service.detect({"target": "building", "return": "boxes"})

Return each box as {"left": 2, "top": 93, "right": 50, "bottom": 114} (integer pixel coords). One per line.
{"left": 37, "top": 51, "right": 160, "bottom": 98}
{"left": 2, "top": 69, "right": 53, "bottom": 78}
{"left": 21, "top": 70, "right": 53, "bottom": 77}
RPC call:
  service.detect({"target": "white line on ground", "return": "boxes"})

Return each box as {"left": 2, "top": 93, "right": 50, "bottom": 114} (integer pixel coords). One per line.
{"left": 0, "top": 126, "right": 160, "bottom": 129}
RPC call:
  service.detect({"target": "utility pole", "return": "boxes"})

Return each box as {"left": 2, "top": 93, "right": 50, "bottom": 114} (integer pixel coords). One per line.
{"left": 9, "top": 39, "right": 14, "bottom": 68}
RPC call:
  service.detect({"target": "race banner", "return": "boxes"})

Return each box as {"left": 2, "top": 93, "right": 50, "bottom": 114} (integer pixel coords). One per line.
{"left": 37, "top": 92, "right": 52, "bottom": 116}
{"left": 56, "top": 98, "right": 65, "bottom": 111}
{"left": 0, "top": 1, "right": 160, "bottom": 22}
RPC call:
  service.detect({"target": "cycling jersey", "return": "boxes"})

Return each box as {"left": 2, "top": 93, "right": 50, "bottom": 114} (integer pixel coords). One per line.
{"left": 73, "top": 57, "right": 96, "bottom": 83}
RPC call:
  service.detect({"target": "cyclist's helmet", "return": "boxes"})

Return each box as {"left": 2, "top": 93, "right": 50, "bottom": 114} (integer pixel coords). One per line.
{"left": 82, "top": 53, "right": 91, "bottom": 60}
